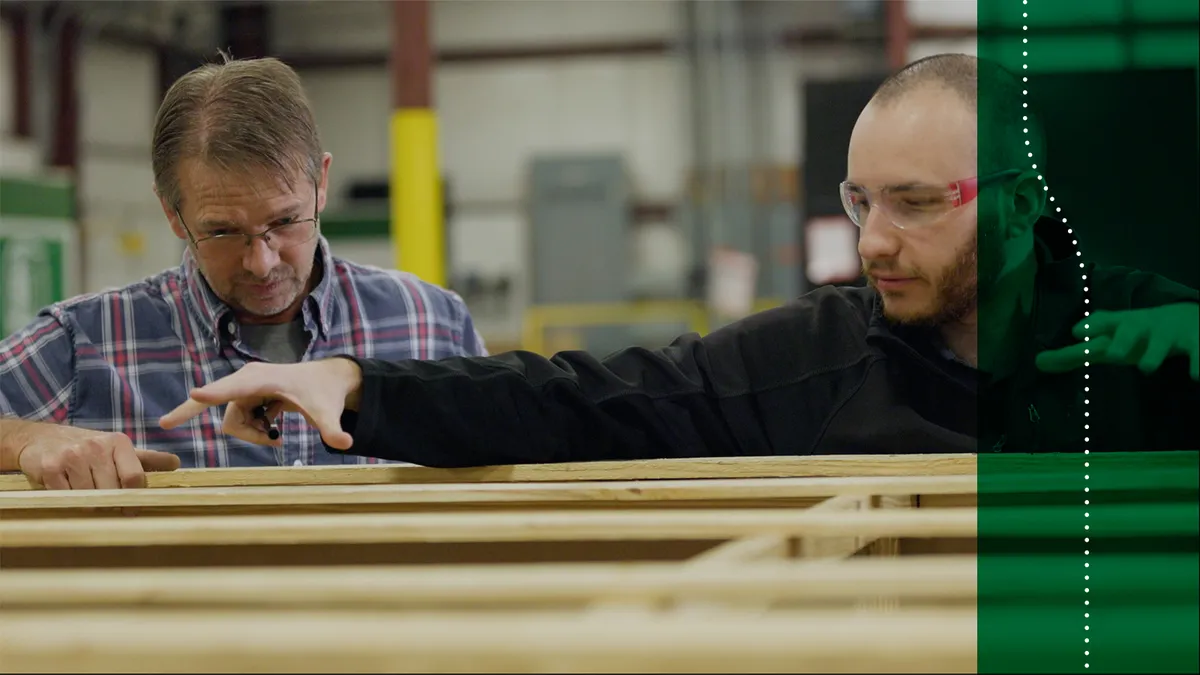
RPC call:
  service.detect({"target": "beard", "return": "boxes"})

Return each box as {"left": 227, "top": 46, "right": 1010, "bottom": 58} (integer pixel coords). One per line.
{"left": 197, "top": 261, "right": 306, "bottom": 319}
{"left": 866, "top": 223, "right": 1005, "bottom": 329}
{"left": 234, "top": 284, "right": 302, "bottom": 317}
{"left": 227, "top": 270, "right": 304, "bottom": 318}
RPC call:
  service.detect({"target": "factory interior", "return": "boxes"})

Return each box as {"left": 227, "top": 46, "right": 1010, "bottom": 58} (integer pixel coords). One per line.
{"left": 0, "top": 1, "right": 1198, "bottom": 672}
{"left": 2, "top": 0, "right": 1197, "bottom": 354}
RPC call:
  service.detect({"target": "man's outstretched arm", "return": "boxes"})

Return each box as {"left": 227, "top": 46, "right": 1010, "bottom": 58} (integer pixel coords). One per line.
{"left": 160, "top": 303, "right": 823, "bottom": 468}
{"left": 336, "top": 333, "right": 755, "bottom": 467}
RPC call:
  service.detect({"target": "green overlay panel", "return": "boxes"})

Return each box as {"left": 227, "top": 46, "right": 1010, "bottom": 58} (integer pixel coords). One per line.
{"left": 977, "top": 452, "right": 1199, "bottom": 672}
{"left": 976, "top": 0, "right": 1199, "bottom": 672}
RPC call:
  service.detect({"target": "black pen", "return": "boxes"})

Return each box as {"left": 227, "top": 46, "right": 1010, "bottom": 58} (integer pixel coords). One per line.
{"left": 253, "top": 404, "right": 281, "bottom": 440}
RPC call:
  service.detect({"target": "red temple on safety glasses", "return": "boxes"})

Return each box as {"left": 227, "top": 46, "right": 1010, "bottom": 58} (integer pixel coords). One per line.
{"left": 951, "top": 169, "right": 1025, "bottom": 206}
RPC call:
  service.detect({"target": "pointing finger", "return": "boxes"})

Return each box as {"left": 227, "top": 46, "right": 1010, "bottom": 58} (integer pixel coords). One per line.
{"left": 1035, "top": 343, "right": 1089, "bottom": 373}
{"left": 1036, "top": 336, "right": 1113, "bottom": 374}
{"left": 159, "top": 397, "right": 212, "bottom": 429}
{"left": 1073, "top": 311, "right": 1120, "bottom": 339}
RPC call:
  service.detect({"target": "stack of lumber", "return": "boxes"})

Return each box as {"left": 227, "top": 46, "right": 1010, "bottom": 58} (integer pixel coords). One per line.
{"left": 1, "top": 452, "right": 1195, "bottom": 673}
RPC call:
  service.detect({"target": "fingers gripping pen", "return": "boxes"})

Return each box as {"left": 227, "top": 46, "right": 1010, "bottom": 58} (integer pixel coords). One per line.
{"left": 253, "top": 404, "right": 281, "bottom": 441}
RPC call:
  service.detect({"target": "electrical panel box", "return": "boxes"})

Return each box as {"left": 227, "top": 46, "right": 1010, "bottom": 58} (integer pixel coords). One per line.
{"left": 527, "top": 155, "right": 631, "bottom": 305}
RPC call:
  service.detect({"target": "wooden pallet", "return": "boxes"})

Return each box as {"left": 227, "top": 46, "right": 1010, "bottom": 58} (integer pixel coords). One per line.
{"left": 0, "top": 452, "right": 1190, "bottom": 673}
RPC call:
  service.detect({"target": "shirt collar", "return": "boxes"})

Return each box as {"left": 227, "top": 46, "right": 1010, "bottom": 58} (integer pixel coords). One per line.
{"left": 180, "top": 236, "right": 338, "bottom": 343}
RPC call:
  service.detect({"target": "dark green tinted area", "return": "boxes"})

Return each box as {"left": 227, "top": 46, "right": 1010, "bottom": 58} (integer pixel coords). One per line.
{"left": 977, "top": 0, "right": 1199, "bottom": 671}
{"left": 978, "top": 452, "right": 1199, "bottom": 673}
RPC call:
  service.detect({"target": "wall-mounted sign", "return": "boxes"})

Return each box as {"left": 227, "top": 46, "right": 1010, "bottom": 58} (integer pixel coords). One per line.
{"left": 804, "top": 215, "right": 861, "bottom": 286}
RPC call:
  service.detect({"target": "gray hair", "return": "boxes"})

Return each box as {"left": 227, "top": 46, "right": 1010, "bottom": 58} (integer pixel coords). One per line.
{"left": 152, "top": 51, "right": 323, "bottom": 210}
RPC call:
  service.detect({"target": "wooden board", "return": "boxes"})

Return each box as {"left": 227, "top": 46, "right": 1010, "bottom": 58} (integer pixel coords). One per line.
{"left": 1, "top": 506, "right": 980, "bottom": 547}
{"left": 0, "top": 609, "right": 978, "bottom": 673}
{"left": 0, "top": 555, "right": 980, "bottom": 610}
{"left": 0, "top": 474, "right": 978, "bottom": 519}
{"left": 0, "top": 454, "right": 979, "bottom": 491}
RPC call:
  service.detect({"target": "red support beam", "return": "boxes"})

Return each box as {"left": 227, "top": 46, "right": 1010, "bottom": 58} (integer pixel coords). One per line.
{"left": 50, "top": 15, "right": 80, "bottom": 170}
{"left": 47, "top": 11, "right": 85, "bottom": 295}
{"left": 1, "top": 5, "right": 33, "bottom": 138}
{"left": 219, "top": 2, "right": 270, "bottom": 60}
{"left": 391, "top": 0, "right": 432, "bottom": 109}
{"left": 886, "top": 0, "right": 911, "bottom": 70}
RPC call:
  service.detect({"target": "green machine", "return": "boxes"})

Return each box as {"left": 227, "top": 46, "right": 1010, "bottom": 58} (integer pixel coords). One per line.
{"left": 0, "top": 175, "right": 76, "bottom": 338}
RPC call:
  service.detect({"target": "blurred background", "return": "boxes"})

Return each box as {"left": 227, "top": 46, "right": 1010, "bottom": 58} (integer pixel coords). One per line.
{"left": 0, "top": 0, "right": 1195, "bottom": 357}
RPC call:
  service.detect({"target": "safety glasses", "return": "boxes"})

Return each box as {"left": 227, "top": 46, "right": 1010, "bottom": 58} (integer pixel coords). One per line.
{"left": 839, "top": 169, "right": 1022, "bottom": 231}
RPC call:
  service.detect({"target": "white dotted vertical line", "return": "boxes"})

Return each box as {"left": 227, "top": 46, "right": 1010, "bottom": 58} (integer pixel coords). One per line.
{"left": 1024, "top": 2, "right": 1090, "bottom": 668}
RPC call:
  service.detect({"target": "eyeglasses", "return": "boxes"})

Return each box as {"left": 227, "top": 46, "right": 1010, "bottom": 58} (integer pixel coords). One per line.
{"left": 177, "top": 185, "right": 321, "bottom": 255}
{"left": 839, "top": 170, "right": 1021, "bottom": 231}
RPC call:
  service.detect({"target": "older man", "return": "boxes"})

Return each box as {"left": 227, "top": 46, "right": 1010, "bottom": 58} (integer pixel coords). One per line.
{"left": 0, "top": 54, "right": 486, "bottom": 489}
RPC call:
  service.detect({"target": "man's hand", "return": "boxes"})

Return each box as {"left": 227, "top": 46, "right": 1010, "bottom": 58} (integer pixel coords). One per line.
{"left": 16, "top": 425, "right": 181, "bottom": 490}
{"left": 159, "top": 358, "right": 364, "bottom": 450}
{"left": 1036, "top": 303, "right": 1200, "bottom": 380}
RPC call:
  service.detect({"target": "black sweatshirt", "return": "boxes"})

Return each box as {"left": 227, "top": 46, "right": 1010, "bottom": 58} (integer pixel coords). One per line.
{"left": 330, "top": 220, "right": 1199, "bottom": 467}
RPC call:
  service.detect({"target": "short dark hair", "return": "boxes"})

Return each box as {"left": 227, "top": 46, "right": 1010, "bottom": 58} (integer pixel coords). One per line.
{"left": 872, "top": 53, "right": 1046, "bottom": 176}
{"left": 152, "top": 51, "right": 323, "bottom": 210}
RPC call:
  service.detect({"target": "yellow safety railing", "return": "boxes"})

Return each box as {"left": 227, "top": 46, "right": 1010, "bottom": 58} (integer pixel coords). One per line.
{"left": 520, "top": 298, "right": 785, "bottom": 356}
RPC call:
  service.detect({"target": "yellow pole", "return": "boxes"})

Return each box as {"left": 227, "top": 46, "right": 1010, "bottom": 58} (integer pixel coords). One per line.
{"left": 390, "top": 109, "right": 444, "bottom": 286}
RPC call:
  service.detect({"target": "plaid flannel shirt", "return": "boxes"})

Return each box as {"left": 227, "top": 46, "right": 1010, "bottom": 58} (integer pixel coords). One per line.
{"left": 0, "top": 237, "right": 487, "bottom": 468}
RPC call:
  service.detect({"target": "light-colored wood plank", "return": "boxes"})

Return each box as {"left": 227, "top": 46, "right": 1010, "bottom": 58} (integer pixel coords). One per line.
{"left": 0, "top": 609, "right": 978, "bottom": 673}
{"left": 12, "top": 552, "right": 1186, "bottom": 611}
{"left": 0, "top": 556, "right": 979, "bottom": 610}
{"left": 0, "top": 498, "right": 828, "bottom": 520}
{"left": 0, "top": 475, "right": 978, "bottom": 516}
{"left": 0, "top": 454, "right": 979, "bottom": 491}
{"left": 798, "top": 494, "right": 870, "bottom": 559}
{"left": 0, "top": 507, "right": 978, "bottom": 548}
{"left": 686, "top": 533, "right": 792, "bottom": 566}
{"left": 589, "top": 532, "right": 794, "bottom": 614}
{"left": 655, "top": 496, "right": 876, "bottom": 617}
{"left": 859, "top": 494, "right": 915, "bottom": 612}
{"left": 666, "top": 533, "right": 798, "bottom": 615}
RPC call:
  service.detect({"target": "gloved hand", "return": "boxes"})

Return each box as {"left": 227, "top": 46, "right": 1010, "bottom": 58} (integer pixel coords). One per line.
{"left": 1035, "top": 302, "right": 1199, "bottom": 381}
